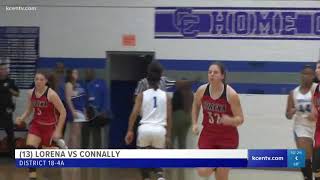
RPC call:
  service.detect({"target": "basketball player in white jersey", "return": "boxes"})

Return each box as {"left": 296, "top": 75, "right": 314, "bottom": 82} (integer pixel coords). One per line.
{"left": 286, "top": 65, "right": 316, "bottom": 180}
{"left": 125, "top": 61, "right": 172, "bottom": 180}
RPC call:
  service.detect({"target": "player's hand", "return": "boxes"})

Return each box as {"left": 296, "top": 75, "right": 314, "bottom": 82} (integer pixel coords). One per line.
{"left": 125, "top": 131, "right": 134, "bottom": 145}
{"left": 15, "top": 116, "right": 24, "bottom": 126}
{"left": 52, "top": 129, "right": 62, "bottom": 140}
{"left": 220, "top": 115, "right": 236, "bottom": 126}
{"left": 192, "top": 124, "right": 199, "bottom": 135}
{"left": 287, "top": 108, "right": 297, "bottom": 118}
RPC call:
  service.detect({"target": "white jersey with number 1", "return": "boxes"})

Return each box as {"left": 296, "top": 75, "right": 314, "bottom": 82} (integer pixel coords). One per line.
{"left": 140, "top": 88, "right": 167, "bottom": 126}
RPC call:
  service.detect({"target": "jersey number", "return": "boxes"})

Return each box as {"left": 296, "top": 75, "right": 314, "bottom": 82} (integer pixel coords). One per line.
{"left": 153, "top": 97, "right": 157, "bottom": 108}
{"left": 208, "top": 112, "right": 222, "bottom": 124}
{"left": 36, "top": 108, "right": 42, "bottom": 116}
{"left": 299, "top": 104, "right": 311, "bottom": 113}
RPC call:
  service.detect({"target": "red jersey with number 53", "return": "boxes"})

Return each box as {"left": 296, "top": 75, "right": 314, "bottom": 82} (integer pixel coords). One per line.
{"left": 31, "top": 87, "right": 57, "bottom": 125}
{"left": 201, "top": 84, "right": 238, "bottom": 138}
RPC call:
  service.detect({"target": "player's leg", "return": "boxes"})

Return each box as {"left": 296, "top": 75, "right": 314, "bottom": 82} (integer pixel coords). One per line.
{"left": 151, "top": 125, "right": 167, "bottom": 180}
{"left": 215, "top": 168, "right": 229, "bottom": 180}
{"left": 197, "top": 131, "right": 215, "bottom": 177}
{"left": 137, "top": 124, "right": 153, "bottom": 180}
{"left": 26, "top": 133, "right": 41, "bottom": 180}
{"left": 295, "top": 135, "right": 313, "bottom": 180}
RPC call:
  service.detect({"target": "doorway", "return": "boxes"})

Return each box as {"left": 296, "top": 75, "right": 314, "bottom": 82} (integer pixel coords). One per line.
{"left": 106, "top": 51, "right": 154, "bottom": 148}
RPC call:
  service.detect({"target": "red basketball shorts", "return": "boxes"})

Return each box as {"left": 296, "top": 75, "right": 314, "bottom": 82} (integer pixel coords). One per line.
{"left": 29, "top": 121, "right": 56, "bottom": 147}
{"left": 198, "top": 129, "right": 239, "bottom": 149}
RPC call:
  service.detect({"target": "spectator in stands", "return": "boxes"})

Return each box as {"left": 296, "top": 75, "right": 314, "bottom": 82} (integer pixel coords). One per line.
{"left": 81, "top": 69, "right": 109, "bottom": 149}
{"left": 65, "top": 69, "right": 86, "bottom": 149}
{"left": 54, "top": 62, "right": 66, "bottom": 104}
{"left": 0, "top": 60, "right": 19, "bottom": 157}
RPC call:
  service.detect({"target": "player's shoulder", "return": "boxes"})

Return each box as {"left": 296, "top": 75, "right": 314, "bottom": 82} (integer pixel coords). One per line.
{"left": 197, "top": 83, "right": 208, "bottom": 92}
{"left": 27, "top": 89, "right": 34, "bottom": 96}
{"left": 226, "top": 84, "right": 238, "bottom": 95}
{"left": 226, "top": 84, "right": 240, "bottom": 102}
{"left": 47, "top": 88, "right": 59, "bottom": 98}
{"left": 311, "top": 83, "right": 318, "bottom": 93}
{"left": 309, "top": 83, "right": 318, "bottom": 95}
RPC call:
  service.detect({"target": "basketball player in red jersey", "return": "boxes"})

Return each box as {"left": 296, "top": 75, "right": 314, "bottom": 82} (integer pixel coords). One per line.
{"left": 192, "top": 62, "right": 244, "bottom": 180}
{"left": 312, "top": 61, "right": 320, "bottom": 180}
{"left": 16, "top": 72, "right": 66, "bottom": 180}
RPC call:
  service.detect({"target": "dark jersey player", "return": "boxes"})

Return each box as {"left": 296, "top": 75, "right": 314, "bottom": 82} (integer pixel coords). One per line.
{"left": 192, "top": 62, "right": 244, "bottom": 180}
{"left": 16, "top": 72, "right": 66, "bottom": 180}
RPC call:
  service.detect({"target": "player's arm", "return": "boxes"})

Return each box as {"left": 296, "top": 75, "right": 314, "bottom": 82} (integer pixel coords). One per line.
{"left": 128, "top": 93, "right": 143, "bottom": 132}
{"left": 191, "top": 84, "right": 206, "bottom": 134}
{"left": 125, "top": 93, "right": 143, "bottom": 145}
{"left": 48, "top": 89, "right": 66, "bottom": 138}
{"left": 222, "top": 86, "right": 244, "bottom": 127}
{"left": 65, "top": 82, "right": 77, "bottom": 117}
{"left": 16, "top": 90, "right": 33, "bottom": 123}
{"left": 311, "top": 84, "right": 318, "bottom": 121}
{"left": 285, "top": 91, "right": 296, "bottom": 119}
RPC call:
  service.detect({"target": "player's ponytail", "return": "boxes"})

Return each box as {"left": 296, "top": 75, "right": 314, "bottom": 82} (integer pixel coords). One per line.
{"left": 147, "top": 61, "right": 163, "bottom": 90}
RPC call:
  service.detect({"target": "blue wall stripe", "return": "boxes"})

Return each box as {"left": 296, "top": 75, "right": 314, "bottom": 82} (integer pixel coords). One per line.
{"left": 159, "top": 59, "right": 314, "bottom": 72}
{"left": 36, "top": 58, "right": 298, "bottom": 94}
{"left": 37, "top": 57, "right": 314, "bottom": 72}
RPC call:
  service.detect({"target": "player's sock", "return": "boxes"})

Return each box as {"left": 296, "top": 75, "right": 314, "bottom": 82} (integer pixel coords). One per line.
{"left": 301, "top": 159, "right": 312, "bottom": 180}
{"left": 53, "top": 138, "right": 68, "bottom": 149}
